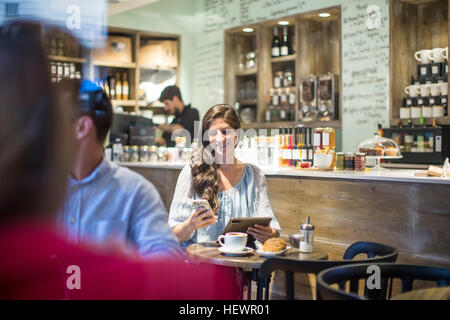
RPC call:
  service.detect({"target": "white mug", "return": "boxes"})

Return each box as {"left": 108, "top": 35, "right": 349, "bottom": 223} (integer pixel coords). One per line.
{"left": 439, "top": 82, "right": 448, "bottom": 96}
{"left": 418, "top": 84, "right": 431, "bottom": 97}
{"left": 428, "top": 48, "right": 447, "bottom": 63}
{"left": 218, "top": 232, "right": 247, "bottom": 251}
{"left": 415, "top": 49, "right": 432, "bottom": 64}
{"left": 405, "top": 84, "right": 420, "bottom": 97}
{"left": 429, "top": 83, "right": 441, "bottom": 96}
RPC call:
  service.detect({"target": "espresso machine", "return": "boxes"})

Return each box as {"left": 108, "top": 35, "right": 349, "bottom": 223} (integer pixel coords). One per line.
{"left": 317, "top": 73, "right": 339, "bottom": 121}
{"left": 299, "top": 75, "right": 317, "bottom": 121}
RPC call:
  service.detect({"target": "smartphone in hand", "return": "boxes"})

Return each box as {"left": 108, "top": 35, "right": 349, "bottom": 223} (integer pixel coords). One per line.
{"left": 192, "top": 199, "right": 212, "bottom": 213}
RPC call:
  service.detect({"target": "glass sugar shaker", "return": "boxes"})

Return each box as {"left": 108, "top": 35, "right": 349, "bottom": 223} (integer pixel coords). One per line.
{"left": 299, "top": 216, "right": 314, "bottom": 253}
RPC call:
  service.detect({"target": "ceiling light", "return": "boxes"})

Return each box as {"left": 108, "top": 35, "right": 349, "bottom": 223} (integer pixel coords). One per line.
{"left": 242, "top": 27, "right": 254, "bottom": 33}
{"left": 318, "top": 12, "right": 331, "bottom": 18}
{"left": 278, "top": 21, "right": 289, "bottom": 26}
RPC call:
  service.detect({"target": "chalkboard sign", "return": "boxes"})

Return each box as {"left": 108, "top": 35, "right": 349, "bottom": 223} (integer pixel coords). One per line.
{"left": 341, "top": 0, "right": 390, "bottom": 150}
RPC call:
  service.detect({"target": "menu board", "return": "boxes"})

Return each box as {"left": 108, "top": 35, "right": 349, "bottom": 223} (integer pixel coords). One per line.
{"left": 341, "top": 0, "right": 390, "bottom": 151}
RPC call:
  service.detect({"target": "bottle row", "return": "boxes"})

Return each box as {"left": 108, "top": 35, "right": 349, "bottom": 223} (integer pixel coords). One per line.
{"left": 95, "top": 71, "right": 130, "bottom": 100}
{"left": 46, "top": 37, "right": 66, "bottom": 57}
{"left": 271, "top": 26, "right": 294, "bottom": 58}
{"left": 265, "top": 88, "right": 297, "bottom": 122}
{"left": 235, "top": 126, "right": 336, "bottom": 170}
{"left": 49, "top": 61, "right": 81, "bottom": 82}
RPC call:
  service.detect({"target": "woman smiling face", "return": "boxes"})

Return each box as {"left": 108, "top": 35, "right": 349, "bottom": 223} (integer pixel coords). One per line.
{"left": 207, "top": 118, "right": 237, "bottom": 164}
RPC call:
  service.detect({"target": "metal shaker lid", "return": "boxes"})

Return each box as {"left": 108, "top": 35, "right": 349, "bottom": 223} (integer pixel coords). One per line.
{"left": 300, "top": 216, "right": 314, "bottom": 230}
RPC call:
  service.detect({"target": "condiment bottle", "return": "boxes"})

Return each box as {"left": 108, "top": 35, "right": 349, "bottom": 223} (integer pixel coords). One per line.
{"left": 299, "top": 216, "right": 314, "bottom": 253}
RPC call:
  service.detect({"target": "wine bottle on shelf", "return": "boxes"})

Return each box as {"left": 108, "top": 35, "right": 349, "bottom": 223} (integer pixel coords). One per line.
{"left": 280, "top": 26, "right": 289, "bottom": 56}
{"left": 287, "top": 127, "right": 294, "bottom": 168}
{"left": 122, "top": 72, "right": 129, "bottom": 100}
{"left": 279, "top": 88, "right": 287, "bottom": 121}
{"left": 109, "top": 75, "right": 116, "bottom": 100}
{"left": 307, "top": 126, "right": 314, "bottom": 166}
{"left": 278, "top": 127, "right": 284, "bottom": 167}
{"left": 115, "top": 72, "right": 122, "bottom": 100}
{"left": 293, "top": 126, "right": 300, "bottom": 167}
{"left": 271, "top": 27, "right": 280, "bottom": 58}
{"left": 104, "top": 74, "right": 110, "bottom": 98}
{"left": 281, "top": 127, "right": 289, "bottom": 167}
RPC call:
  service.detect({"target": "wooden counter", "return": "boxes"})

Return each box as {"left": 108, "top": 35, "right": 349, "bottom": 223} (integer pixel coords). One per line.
{"left": 122, "top": 162, "right": 450, "bottom": 270}
{"left": 123, "top": 162, "right": 450, "bottom": 298}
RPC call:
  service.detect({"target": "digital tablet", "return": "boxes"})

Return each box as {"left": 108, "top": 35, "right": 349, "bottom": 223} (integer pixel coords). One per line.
{"left": 221, "top": 217, "right": 272, "bottom": 245}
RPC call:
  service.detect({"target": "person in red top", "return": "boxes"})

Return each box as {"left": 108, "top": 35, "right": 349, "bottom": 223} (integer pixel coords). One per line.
{"left": 0, "top": 21, "right": 240, "bottom": 300}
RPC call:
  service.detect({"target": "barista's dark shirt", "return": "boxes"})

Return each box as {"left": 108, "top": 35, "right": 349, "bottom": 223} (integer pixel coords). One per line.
{"left": 162, "top": 104, "right": 199, "bottom": 147}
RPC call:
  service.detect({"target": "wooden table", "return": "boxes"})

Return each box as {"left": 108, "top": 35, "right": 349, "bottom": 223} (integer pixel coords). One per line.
{"left": 391, "top": 286, "right": 450, "bottom": 300}
{"left": 187, "top": 242, "right": 328, "bottom": 299}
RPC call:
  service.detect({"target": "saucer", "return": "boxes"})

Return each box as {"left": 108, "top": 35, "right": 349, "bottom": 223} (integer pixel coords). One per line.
{"left": 256, "top": 246, "right": 290, "bottom": 257}
{"left": 218, "top": 246, "right": 254, "bottom": 256}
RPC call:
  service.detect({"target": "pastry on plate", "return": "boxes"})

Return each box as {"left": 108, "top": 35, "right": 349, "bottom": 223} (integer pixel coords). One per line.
{"left": 263, "top": 238, "right": 287, "bottom": 252}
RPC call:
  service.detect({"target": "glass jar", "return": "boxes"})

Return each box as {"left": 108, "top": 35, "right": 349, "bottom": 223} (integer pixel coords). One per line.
{"left": 335, "top": 152, "right": 345, "bottom": 171}
{"left": 166, "top": 147, "right": 177, "bottom": 162}
{"left": 273, "top": 71, "right": 283, "bottom": 88}
{"left": 344, "top": 152, "right": 354, "bottom": 171}
{"left": 139, "top": 146, "right": 150, "bottom": 162}
{"left": 323, "top": 127, "right": 335, "bottom": 150}
{"left": 157, "top": 147, "right": 167, "bottom": 162}
{"left": 354, "top": 153, "right": 366, "bottom": 171}
{"left": 122, "top": 146, "right": 130, "bottom": 162}
{"left": 130, "top": 146, "right": 139, "bottom": 162}
{"left": 149, "top": 146, "right": 158, "bottom": 163}
{"left": 246, "top": 51, "right": 256, "bottom": 69}
{"left": 283, "top": 70, "right": 294, "bottom": 87}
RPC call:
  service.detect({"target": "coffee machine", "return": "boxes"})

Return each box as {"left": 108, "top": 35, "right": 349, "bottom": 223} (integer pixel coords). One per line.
{"left": 317, "top": 73, "right": 339, "bottom": 121}
{"left": 299, "top": 75, "right": 317, "bottom": 121}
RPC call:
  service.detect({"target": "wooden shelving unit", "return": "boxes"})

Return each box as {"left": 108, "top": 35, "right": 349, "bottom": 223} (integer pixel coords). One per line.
{"left": 93, "top": 61, "right": 137, "bottom": 69}
{"left": 224, "top": 26, "right": 259, "bottom": 124}
{"left": 48, "top": 55, "right": 86, "bottom": 64}
{"left": 390, "top": 0, "right": 449, "bottom": 126}
{"left": 224, "top": 6, "right": 341, "bottom": 129}
{"left": 271, "top": 54, "right": 296, "bottom": 63}
{"left": 241, "top": 120, "right": 341, "bottom": 130}
{"left": 46, "top": 26, "right": 180, "bottom": 116}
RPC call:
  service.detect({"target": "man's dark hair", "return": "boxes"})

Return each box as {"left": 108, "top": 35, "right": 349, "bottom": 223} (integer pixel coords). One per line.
{"left": 59, "top": 79, "right": 113, "bottom": 144}
{"left": 159, "top": 85, "right": 183, "bottom": 102}
{"left": 79, "top": 87, "right": 113, "bottom": 144}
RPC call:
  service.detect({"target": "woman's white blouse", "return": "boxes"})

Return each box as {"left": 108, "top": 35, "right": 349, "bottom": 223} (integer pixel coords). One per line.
{"left": 168, "top": 163, "right": 282, "bottom": 249}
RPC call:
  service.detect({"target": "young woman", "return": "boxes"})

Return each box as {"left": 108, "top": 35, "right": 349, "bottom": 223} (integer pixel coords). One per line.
{"left": 169, "top": 104, "right": 281, "bottom": 248}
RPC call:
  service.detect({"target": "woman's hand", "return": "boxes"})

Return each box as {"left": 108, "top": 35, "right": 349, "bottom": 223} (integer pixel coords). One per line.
{"left": 173, "top": 207, "right": 217, "bottom": 241}
{"left": 247, "top": 224, "right": 277, "bottom": 243}
{"left": 187, "top": 207, "right": 218, "bottom": 231}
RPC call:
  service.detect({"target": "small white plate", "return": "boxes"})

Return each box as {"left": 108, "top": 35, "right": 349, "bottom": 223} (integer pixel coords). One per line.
{"left": 256, "top": 246, "right": 291, "bottom": 257}
{"left": 218, "top": 246, "right": 254, "bottom": 256}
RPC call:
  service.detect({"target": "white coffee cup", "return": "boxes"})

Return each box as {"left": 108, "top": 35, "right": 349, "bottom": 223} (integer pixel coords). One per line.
{"left": 415, "top": 49, "right": 432, "bottom": 64}
{"left": 218, "top": 232, "right": 247, "bottom": 251}
{"left": 405, "top": 84, "right": 420, "bottom": 97}
{"left": 428, "top": 48, "right": 447, "bottom": 63}
{"left": 418, "top": 83, "right": 431, "bottom": 97}
{"left": 439, "top": 82, "right": 448, "bottom": 95}
{"left": 429, "top": 83, "right": 441, "bottom": 96}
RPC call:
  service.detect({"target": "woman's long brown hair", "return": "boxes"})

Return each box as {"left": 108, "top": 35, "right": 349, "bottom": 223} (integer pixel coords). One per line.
{"left": 0, "top": 22, "right": 73, "bottom": 222}
{"left": 190, "top": 104, "right": 241, "bottom": 214}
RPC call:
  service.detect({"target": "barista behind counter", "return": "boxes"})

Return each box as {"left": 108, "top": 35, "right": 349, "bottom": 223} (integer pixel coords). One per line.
{"left": 156, "top": 85, "right": 199, "bottom": 147}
